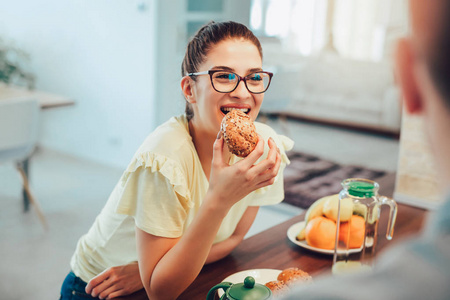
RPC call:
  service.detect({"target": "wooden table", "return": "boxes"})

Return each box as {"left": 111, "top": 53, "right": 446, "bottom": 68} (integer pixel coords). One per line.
{"left": 0, "top": 84, "right": 75, "bottom": 211}
{"left": 0, "top": 84, "right": 75, "bottom": 108}
{"left": 119, "top": 202, "right": 428, "bottom": 300}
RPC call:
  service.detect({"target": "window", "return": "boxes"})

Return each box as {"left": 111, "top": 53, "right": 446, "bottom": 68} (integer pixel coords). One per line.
{"left": 250, "top": 0, "right": 408, "bottom": 61}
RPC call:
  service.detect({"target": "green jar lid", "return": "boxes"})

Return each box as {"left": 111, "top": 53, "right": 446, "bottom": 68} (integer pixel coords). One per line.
{"left": 348, "top": 181, "right": 375, "bottom": 197}
{"left": 228, "top": 276, "right": 272, "bottom": 300}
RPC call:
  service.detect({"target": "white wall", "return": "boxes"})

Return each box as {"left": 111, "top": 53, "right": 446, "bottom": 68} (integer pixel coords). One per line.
{"left": 155, "top": 0, "right": 251, "bottom": 125}
{"left": 0, "top": 0, "right": 157, "bottom": 169}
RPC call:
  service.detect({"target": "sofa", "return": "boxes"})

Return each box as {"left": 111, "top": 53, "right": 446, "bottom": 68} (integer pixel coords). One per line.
{"left": 261, "top": 52, "right": 402, "bottom": 135}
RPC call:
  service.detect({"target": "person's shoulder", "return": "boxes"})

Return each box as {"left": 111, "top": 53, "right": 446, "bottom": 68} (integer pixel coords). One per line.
{"left": 122, "top": 115, "right": 196, "bottom": 180}
{"left": 136, "top": 115, "right": 194, "bottom": 159}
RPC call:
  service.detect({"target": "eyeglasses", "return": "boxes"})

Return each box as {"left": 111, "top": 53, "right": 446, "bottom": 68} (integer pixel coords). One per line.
{"left": 187, "top": 70, "right": 273, "bottom": 94}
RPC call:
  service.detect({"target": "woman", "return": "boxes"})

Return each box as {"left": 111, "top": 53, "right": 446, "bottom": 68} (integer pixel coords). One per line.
{"left": 60, "top": 20, "right": 293, "bottom": 300}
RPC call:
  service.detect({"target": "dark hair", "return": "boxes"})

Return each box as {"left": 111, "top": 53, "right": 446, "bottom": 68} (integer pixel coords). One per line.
{"left": 181, "top": 21, "right": 263, "bottom": 121}
{"left": 426, "top": 1, "right": 450, "bottom": 109}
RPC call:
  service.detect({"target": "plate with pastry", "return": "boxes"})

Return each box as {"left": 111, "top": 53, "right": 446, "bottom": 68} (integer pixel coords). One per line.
{"left": 287, "top": 221, "right": 361, "bottom": 255}
{"left": 265, "top": 267, "right": 312, "bottom": 297}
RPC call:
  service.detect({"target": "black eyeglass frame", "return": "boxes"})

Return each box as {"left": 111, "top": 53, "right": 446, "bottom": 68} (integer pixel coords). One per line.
{"left": 187, "top": 70, "right": 274, "bottom": 94}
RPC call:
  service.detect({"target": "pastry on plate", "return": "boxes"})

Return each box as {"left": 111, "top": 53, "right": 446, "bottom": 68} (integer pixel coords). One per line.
{"left": 265, "top": 280, "right": 289, "bottom": 297}
{"left": 277, "top": 267, "right": 313, "bottom": 287}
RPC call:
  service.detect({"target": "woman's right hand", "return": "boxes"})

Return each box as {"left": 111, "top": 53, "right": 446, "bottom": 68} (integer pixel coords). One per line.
{"left": 208, "top": 134, "right": 281, "bottom": 208}
{"left": 85, "top": 262, "right": 143, "bottom": 299}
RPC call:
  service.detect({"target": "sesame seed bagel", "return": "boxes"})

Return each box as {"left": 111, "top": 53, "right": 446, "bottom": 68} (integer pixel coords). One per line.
{"left": 221, "top": 109, "right": 258, "bottom": 157}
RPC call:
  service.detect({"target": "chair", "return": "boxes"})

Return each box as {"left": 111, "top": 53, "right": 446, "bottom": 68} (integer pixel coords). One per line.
{"left": 0, "top": 97, "right": 48, "bottom": 229}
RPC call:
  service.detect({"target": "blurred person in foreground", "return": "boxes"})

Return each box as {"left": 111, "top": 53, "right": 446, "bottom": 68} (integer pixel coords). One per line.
{"left": 282, "top": 0, "right": 450, "bottom": 299}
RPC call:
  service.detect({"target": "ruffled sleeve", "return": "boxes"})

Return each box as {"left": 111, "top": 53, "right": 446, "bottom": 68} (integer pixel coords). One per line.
{"left": 115, "top": 152, "right": 192, "bottom": 238}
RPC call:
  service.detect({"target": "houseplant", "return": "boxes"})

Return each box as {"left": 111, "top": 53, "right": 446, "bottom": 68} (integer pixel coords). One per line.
{"left": 0, "top": 38, "right": 35, "bottom": 89}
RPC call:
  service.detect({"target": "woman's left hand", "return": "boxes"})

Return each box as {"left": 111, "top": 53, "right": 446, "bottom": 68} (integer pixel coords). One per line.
{"left": 208, "top": 135, "right": 281, "bottom": 209}
{"left": 85, "top": 261, "right": 143, "bottom": 299}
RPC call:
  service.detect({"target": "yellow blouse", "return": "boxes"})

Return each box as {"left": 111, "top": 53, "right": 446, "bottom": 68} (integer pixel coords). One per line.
{"left": 70, "top": 115, "right": 293, "bottom": 282}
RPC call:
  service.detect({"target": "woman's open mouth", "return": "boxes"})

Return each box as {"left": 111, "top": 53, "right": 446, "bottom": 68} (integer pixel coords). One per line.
{"left": 220, "top": 107, "right": 250, "bottom": 115}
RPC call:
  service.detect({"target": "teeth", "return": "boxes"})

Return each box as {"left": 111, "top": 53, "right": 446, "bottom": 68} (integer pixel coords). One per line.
{"left": 221, "top": 107, "right": 249, "bottom": 114}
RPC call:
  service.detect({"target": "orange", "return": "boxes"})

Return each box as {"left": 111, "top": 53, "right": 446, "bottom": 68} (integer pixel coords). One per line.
{"left": 305, "top": 216, "right": 337, "bottom": 250}
{"left": 338, "top": 215, "right": 365, "bottom": 248}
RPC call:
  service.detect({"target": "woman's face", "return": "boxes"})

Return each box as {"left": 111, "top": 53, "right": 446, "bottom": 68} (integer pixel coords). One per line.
{"left": 189, "top": 38, "right": 264, "bottom": 137}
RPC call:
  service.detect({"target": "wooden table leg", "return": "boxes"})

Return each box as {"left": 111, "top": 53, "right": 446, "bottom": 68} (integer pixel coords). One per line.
{"left": 20, "top": 158, "right": 30, "bottom": 212}
{"left": 17, "top": 161, "right": 48, "bottom": 230}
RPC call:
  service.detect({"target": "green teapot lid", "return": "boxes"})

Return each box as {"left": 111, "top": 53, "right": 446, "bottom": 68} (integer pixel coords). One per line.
{"left": 227, "top": 276, "right": 272, "bottom": 300}
{"left": 347, "top": 181, "right": 375, "bottom": 197}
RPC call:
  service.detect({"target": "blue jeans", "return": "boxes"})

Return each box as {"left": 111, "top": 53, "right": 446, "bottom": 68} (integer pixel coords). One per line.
{"left": 60, "top": 271, "right": 99, "bottom": 300}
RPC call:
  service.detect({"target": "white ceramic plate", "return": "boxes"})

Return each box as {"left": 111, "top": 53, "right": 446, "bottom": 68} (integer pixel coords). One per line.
{"left": 217, "top": 269, "right": 281, "bottom": 297}
{"left": 287, "top": 221, "right": 361, "bottom": 255}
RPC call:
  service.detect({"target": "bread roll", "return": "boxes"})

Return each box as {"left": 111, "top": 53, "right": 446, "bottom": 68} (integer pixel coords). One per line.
{"left": 265, "top": 280, "right": 289, "bottom": 297}
{"left": 277, "top": 268, "right": 313, "bottom": 287}
{"left": 221, "top": 109, "right": 258, "bottom": 157}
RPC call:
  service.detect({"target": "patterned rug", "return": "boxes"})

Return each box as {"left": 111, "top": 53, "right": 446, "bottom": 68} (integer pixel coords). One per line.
{"left": 283, "top": 151, "right": 393, "bottom": 209}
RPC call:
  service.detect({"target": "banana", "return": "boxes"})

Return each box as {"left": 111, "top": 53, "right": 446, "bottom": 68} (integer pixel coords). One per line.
{"left": 304, "top": 195, "right": 332, "bottom": 224}
{"left": 322, "top": 194, "right": 353, "bottom": 222}
{"left": 296, "top": 223, "right": 306, "bottom": 241}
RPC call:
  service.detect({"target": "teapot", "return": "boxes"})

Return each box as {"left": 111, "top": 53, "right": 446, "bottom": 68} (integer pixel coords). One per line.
{"left": 206, "top": 276, "right": 272, "bottom": 300}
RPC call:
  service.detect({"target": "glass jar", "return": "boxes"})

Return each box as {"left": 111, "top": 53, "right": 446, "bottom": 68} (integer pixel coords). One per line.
{"left": 332, "top": 178, "right": 397, "bottom": 275}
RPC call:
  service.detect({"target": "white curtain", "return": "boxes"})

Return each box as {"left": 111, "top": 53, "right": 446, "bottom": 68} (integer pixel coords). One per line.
{"left": 333, "top": 0, "right": 408, "bottom": 61}
{"left": 250, "top": 0, "right": 408, "bottom": 61}
{"left": 251, "top": 0, "right": 328, "bottom": 56}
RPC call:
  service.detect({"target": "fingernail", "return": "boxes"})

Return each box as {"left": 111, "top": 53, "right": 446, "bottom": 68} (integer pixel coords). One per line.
{"left": 217, "top": 131, "right": 221, "bottom": 139}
